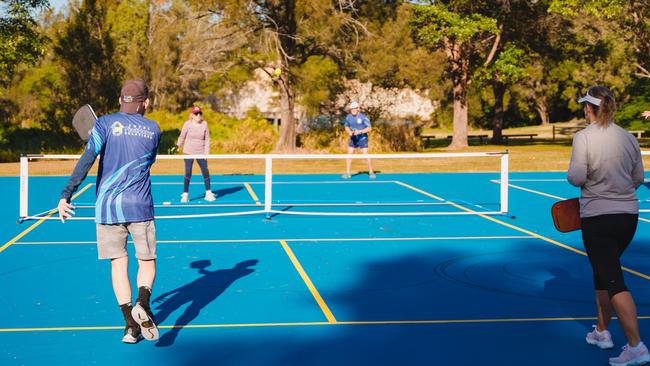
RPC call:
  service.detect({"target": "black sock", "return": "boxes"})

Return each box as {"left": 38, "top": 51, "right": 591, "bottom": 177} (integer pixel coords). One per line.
{"left": 137, "top": 286, "right": 152, "bottom": 308}
{"left": 120, "top": 303, "right": 137, "bottom": 327}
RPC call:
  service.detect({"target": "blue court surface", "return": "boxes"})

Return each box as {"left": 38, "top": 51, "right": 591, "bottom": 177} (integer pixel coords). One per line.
{"left": 2, "top": 169, "right": 650, "bottom": 365}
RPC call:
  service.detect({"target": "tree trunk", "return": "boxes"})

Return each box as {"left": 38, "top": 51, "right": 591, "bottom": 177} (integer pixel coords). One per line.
{"left": 449, "top": 82, "right": 468, "bottom": 149}
{"left": 491, "top": 82, "right": 506, "bottom": 144}
{"left": 447, "top": 42, "right": 469, "bottom": 149}
{"left": 535, "top": 96, "right": 550, "bottom": 125}
{"left": 275, "top": 75, "right": 297, "bottom": 151}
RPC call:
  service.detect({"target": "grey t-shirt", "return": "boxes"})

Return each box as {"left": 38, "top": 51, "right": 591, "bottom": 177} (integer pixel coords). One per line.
{"left": 567, "top": 123, "right": 644, "bottom": 217}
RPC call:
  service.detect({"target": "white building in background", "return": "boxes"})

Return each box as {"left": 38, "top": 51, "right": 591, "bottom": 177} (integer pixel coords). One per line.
{"left": 221, "top": 69, "right": 436, "bottom": 124}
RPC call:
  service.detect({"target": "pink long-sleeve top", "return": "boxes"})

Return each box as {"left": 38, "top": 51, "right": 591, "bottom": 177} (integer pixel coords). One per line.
{"left": 176, "top": 120, "right": 210, "bottom": 155}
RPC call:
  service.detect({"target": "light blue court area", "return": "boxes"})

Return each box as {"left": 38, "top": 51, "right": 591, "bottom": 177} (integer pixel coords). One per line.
{"left": 2, "top": 171, "right": 650, "bottom": 365}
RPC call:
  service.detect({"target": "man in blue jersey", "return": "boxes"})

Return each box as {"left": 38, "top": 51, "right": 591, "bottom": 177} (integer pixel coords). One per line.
{"left": 57, "top": 79, "right": 161, "bottom": 344}
{"left": 342, "top": 101, "right": 376, "bottom": 179}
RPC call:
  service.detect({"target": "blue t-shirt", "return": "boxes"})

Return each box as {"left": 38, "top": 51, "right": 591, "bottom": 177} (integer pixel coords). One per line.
{"left": 61, "top": 112, "right": 161, "bottom": 224}
{"left": 344, "top": 113, "right": 371, "bottom": 138}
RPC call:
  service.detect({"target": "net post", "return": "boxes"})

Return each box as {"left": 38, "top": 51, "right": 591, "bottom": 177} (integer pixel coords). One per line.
{"left": 19, "top": 154, "right": 28, "bottom": 221}
{"left": 500, "top": 152, "right": 509, "bottom": 214}
{"left": 264, "top": 156, "right": 272, "bottom": 219}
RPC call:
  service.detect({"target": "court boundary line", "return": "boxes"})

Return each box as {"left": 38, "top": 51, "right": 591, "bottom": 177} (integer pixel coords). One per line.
{"left": 396, "top": 180, "right": 650, "bottom": 281}
{"left": 279, "top": 240, "right": 337, "bottom": 323}
{"left": 1, "top": 183, "right": 93, "bottom": 254}
{"left": 243, "top": 182, "right": 262, "bottom": 205}
{"left": 2, "top": 315, "right": 650, "bottom": 333}
{"left": 490, "top": 180, "right": 650, "bottom": 224}
{"left": 13, "top": 235, "right": 537, "bottom": 245}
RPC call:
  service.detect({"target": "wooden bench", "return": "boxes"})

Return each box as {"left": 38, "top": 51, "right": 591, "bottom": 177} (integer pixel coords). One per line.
{"left": 503, "top": 133, "right": 537, "bottom": 144}
{"left": 553, "top": 126, "right": 645, "bottom": 139}
{"left": 553, "top": 125, "right": 585, "bottom": 140}
{"left": 420, "top": 134, "right": 436, "bottom": 146}
{"left": 446, "top": 134, "right": 489, "bottom": 144}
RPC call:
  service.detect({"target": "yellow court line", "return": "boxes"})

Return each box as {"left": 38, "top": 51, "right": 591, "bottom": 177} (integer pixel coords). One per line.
{"left": 397, "top": 181, "right": 650, "bottom": 281}
{"left": 489, "top": 180, "right": 565, "bottom": 200}
{"left": 14, "top": 235, "right": 537, "bottom": 245}
{"left": 243, "top": 182, "right": 261, "bottom": 205}
{"left": 279, "top": 240, "right": 337, "bottom": 323}
{"left": 394, "top": 181, "right": 445, "bottom": 201}
{"left": 3, "top": 315, "right": 650, "bottom": 333}
{"left": 0, "top": 183, "right": 93, "bottom": 254}
{"left": 491, "top": 180, "right": 650, "bottom": 224}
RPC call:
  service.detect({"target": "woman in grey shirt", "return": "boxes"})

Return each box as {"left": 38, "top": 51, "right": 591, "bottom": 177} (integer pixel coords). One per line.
{"left": 568, "top": 86, "right": 648, "bottom": 366}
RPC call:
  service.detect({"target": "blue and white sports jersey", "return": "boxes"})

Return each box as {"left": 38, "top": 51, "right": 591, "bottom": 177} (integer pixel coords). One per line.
{"left": 61, "top": 112, "right": 161, "bottom": 224}
{"left": 343, "top": 112, "right": 371, "bottom": 132}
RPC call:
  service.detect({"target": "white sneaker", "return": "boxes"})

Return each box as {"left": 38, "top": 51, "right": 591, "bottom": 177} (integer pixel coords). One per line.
{"left": 610, "top": 342, "right": 650, "bottom": 366}
{"left": 131, "top": 303, "right": 159, "bottom": 341}
{"left": 121, "top": 326, "right": 141, "bottom": 344}
{"left": 586, "top": 325, "right": 614, "bottom": 349}
{"left": 180, "top": 192, "right": 189, "bottom": 203}
{"left": 205, "top": 190, "right": 216, "bottom": 202}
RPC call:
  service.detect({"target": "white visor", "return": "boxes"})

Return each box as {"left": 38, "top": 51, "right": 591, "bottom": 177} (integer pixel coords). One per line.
{"left": 578, "top": 93, "right": 601, "bottom": 106}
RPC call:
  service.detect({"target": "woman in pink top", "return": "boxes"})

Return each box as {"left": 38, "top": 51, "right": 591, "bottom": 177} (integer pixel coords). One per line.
{"left": 176, "top": 106, "right": 216, "bottom": 202}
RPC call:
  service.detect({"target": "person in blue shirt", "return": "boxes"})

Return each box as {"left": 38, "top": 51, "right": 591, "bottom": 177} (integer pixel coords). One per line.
{"left": 57, "top": 79, "right": 161, "bottom": 344}
{"left": 342, "top": 101, "right": 376, "bottom": 179}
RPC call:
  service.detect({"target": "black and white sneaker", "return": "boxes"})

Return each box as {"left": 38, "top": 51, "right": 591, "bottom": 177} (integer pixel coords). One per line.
{"left": 122, "top": 326, "right": 142, "bottom": 344}
{"left": 131, "top": 302, "right": 159, "bottom": 341}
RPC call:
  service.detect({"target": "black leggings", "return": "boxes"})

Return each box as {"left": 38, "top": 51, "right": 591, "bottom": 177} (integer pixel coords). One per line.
{"left": 581, "top": 213, "right": 638, "bottom": 299}
{"left": 183, "top": 159, "right": 211, "bottom": 193}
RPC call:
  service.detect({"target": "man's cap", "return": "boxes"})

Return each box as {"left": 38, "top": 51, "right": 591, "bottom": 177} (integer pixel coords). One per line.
{"left": 120, "top": 79, "right": 149, "bottom": 114}
{"left": 348, "top": 101, "right": 360, "bottom": 110}
{"left": 578, "top": 91, "right": 601, "bottom": 106}
{"left": 191, "top": 106, "right": 202, "bottom": 114}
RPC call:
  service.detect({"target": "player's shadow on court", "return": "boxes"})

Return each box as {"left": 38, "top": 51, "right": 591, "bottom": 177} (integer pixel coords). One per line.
{"left": 152, "top": 259, "right": 258, "bottom": 347}
{"left": 189, "top": 186, "right": 243, "bottom": 201}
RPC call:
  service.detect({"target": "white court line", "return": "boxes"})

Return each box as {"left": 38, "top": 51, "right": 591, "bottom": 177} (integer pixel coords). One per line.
{"left": 14, "top": 235, "right": 536, "bottom": 245}
{"left": 496, "top": 179, "right": 566, "bottom": 182}
{"left": 152, "top": 180, "right": 398, "bottom": 185}
{"left": 489, "top": 179, "right": 650, "bottom": 223}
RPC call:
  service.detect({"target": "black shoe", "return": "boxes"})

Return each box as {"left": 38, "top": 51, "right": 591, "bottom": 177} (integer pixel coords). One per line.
{"left": 131, "top": 302, "right": 159, "bottom": 341}
{"left": 122, "top": 325, "right": 142, "bottom": 344}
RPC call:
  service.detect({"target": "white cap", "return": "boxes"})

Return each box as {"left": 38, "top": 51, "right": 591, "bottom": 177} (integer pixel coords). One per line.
{"left": 578, "top": 92, "right": 601, "bottom": 106}
{"left": 348, "top": 101, "right": 360, "bottom": 110}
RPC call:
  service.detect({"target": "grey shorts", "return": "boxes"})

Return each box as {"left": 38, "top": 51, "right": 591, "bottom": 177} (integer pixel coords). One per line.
{"left": 96, "top": 220, "right": 157, "bottom": 260}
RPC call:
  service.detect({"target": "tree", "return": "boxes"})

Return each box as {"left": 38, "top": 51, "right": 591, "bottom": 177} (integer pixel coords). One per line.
{"left": 0, "top": 0, "right": 49, "bottom": 86}
{"left": 54, "top": 0, "right": 123, "bottom": 121}
{"left": 410, "top": 2, "right": 499, "bottom": 148}
{"left": 475, "top": 44, "right": 525, "bottom": 143}
{"left": 549, "top": 0, "right": 650, "bottom": 79}
{"left": 193, "top": 0, "right": 373, "bottom": 151}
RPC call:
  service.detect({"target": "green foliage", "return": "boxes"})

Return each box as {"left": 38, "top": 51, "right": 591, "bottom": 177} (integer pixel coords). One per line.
{"left": 410, "top": 4, "right": 499, "bottom": 47}
{"left": 54, "top": 0, "right": 123, "bottom": 123}
{"left": 617, "top": 81, "right": 650, "bottom": 129}
{"left": 106, "top": 0, "right": 149, "bottom": 79}
{"left": 0, "top": 126, "right": 80, "bottom": 162}
{"left": 298, "top": 119, "right": 421, "bottom": 153}
{"left": 147, "top": 105, "right": 277, "bottom": 154}
{"left": 475, "top": 44, "right": 526, "bottom": 85}
{"left": 295, "top": 56, "right": 342, "bottom": 115}
{"left": 356, "top": 3, "right": 446, "bottom": 91}
{"left": 0, "top": 0, "right": 49, "bottom": 86}
{"left": 199, "top": 63, "right": 255, "bottom": 103}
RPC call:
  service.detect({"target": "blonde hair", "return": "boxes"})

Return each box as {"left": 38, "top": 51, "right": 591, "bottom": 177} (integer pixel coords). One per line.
{"left": 585, "top": 86, "right": 617, "bottom": 127}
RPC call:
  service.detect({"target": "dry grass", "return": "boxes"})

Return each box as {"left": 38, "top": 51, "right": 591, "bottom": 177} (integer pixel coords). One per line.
{"left": 4, "top": 144, "right": 635, "bottom": 176}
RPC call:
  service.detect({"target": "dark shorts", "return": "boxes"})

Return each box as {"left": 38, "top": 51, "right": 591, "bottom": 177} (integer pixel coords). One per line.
{"left": 348, "top": 134, "right": 369, "bottom": 149}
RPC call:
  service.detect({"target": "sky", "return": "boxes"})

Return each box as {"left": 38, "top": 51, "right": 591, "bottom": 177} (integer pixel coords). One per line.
{"left": 49, "top": 0, "right": 68, "bottom": 13}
